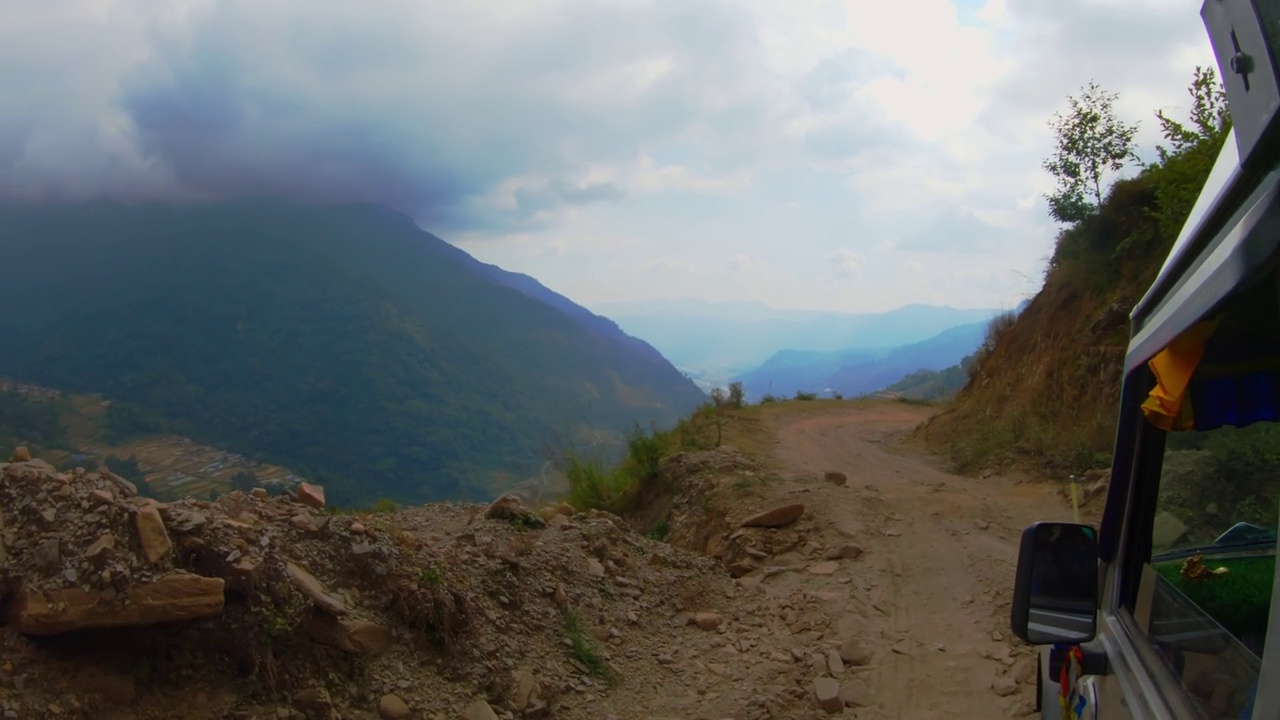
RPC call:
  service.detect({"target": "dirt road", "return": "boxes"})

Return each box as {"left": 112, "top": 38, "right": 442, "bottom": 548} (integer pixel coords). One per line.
{"left": 765, "top": 401, "right": 1077, "bottom": 718}
{"left": 614, "top": 401, "right": 1079, "bottom": 719}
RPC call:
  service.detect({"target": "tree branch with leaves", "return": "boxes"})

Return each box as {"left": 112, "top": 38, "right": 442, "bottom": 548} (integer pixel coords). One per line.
{"left": 1043, "top": 81, "right": 1140, "bottom": 224}
{"left": 1147, "top": 66, "right": 1232, "bottom": 240}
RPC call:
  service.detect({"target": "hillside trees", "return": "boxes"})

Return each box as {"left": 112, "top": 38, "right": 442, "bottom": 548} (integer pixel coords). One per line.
{"left": 0, "top": 391, "right": 65, "bottom": 452}
{"left": 231, "top": 470, "right": 259, "bottom": 492}
{"left": 1043, "top": 81, "right": 1141, "bottom": 223}
{"left": 1147, "top": 66, "right": 1232, "bottom": 240}
{"left": 924, "top": 67, "right": 1237, "bottom": 476}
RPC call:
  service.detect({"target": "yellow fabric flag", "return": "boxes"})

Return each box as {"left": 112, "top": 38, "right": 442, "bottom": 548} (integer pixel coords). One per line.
{"left": 1141, "top": 319, "right": 1220, "bottom": 431}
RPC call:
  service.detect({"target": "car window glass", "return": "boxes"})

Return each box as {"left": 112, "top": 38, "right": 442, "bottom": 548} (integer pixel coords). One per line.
{"left": 1135, "top": 421, "right": 1277, "bottom": 719}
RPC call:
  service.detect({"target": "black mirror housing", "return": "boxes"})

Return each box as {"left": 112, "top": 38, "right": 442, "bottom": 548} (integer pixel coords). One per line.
{"left": 1011, "top": 521, "right": 1100, "bottom": 644}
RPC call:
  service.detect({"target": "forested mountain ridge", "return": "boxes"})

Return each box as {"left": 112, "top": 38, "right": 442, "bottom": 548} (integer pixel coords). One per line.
{"left": 733, "top": 321, "right": 988, "bottom": 399}
{"left": 0, "top": 199, "right": 706, "bottom": 506}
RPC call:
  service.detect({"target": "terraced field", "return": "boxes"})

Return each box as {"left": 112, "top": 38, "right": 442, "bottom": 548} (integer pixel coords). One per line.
{"left": 96, "top": 435, "right": 305, "bottom": 499}
{"left": 3, "top": 378, "right": 306, "bottom": 500}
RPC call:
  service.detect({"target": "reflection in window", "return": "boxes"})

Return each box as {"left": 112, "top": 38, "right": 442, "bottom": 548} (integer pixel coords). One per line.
{"left": 1142, "top": 422, "right": 1277, "bottom": 718}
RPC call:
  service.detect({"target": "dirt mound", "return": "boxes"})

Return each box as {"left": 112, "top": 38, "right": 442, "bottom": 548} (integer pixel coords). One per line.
{"left": 629, "top": 447, "right": 828, "bottom": 577}
{"left": 0, "top": 453, "right": 735, "bottom": 719}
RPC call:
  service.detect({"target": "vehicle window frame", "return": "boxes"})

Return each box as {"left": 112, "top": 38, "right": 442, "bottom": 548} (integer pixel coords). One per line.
{"left": 1109, "top": 407, "right": 1209, "bottom": 718}
{"left": 1111, "top": 374, "right": 1279, "bottom": 719}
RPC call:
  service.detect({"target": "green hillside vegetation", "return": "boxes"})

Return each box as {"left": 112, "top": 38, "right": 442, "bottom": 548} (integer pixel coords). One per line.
{"left": 881, "top": 310, "right": 1020, "bottom": 402}
{"left": 922, "top": 67, "right": 1233, "bottom": 474}
{"left": 884, "top": 356, "right": 976, "bottom": 401}
{"left": 0, "top": 390, "right": 68, "bottom": 456}
{"left": 0, "top": 200, "right": 706, "bottom": 506}
{"left": 562, "top": 383, "right": 747, "bottom": 517}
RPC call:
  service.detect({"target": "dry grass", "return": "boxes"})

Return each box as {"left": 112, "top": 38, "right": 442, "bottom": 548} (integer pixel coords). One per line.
{"left": 921, "top": 181, "right": 1174, "bottom": 478}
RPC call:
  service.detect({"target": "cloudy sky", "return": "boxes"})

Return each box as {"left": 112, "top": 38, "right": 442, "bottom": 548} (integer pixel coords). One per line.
{"left": 3, "top": 0, "right": 1217, "bottom": 313}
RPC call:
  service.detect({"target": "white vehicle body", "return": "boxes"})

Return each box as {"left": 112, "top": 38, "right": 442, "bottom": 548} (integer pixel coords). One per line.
{"left": 1011, "top": 2, "right": 1280, "bottom": 718}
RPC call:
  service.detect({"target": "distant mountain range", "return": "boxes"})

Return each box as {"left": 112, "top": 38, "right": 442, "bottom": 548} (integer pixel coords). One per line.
{"left": 0, "top": 199, "right": 706, "bottom": 506}
{"left": 595, "top": 298, "right": 1007, "bottom": 389}
{"left": 733, "top": 321, "right": 991, "bottom": 400}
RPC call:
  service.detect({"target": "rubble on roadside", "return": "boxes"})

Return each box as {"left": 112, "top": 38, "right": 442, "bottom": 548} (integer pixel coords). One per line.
{"left": 0, "top": 451, "right": 745, "bottom": 720}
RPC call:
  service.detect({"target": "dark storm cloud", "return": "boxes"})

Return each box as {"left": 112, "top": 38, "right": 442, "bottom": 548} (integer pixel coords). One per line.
{"left": 2, "top": 0, "right": 784, "bottom": 229}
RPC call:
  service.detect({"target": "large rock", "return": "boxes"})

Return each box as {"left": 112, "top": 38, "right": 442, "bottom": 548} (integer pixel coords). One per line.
{"left": 294, "top": 688, "right": 337, "bottom": 720}
{"left": 134, "top": 503, "right": 173, "bottom": 564}
{"left": 485, "top": 494, "right": 523, "bottom": 520}
{"left": 11, "top": 573, "right": 225, "bottom": 635}
{"left": 840, "top": 679, "right": 873, "bottom": 707}
{"left": 693, "top": 612, "right": 722, "bottom": 630}
{"left": 808, "top": 561, "right": 839, "bottom": 576}
{"left": 3, "top": 458, "right": 57, "bottom": 484}
{"left": 84, "top": 532, "right": 116, "bottom": 558}
{"left": 307, "top": 614, "right": 394, "bottom": 655}
{"left": 485, "top": 494, "right": 544, "bottom": 528}
{"left": 814, "top": 676, "right": 843, "bottom": 714}
{"left": 462, "top": 698, "right": 499, "bottom": 720}
{"left": 1152, "top": 511, "right": 1188, "bottom": 550}
{"left": 377, "top": 694, "right": 411, "bottom": 719}
{"left": 839, "top": 638, "right": 873, "bottom": 666}
{"left": 511, "top": 668, "right": 538, "bottom": 712}
{"left": 740, "top": 503, "right": 805, "bottom": 528}
{"left": 286, "top": 562, "right": 347, "bottom": 615}
{"left": 825, "top": 544, "right": 864, "bottom": 560}
{"left": 992, "top": 676, "right": 1018, "bottom": 697}
{"left": 100, "top": 469, "right": 137, "bottom": 497}
{"left": 826, "top": 649, "right": 845, "bottom": 675}
{"left": 297, "top": 482, "right": 326, "bottom": 509}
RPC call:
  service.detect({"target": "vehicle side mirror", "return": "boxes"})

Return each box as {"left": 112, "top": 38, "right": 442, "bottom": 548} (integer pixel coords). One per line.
{"left": 1011, "top": 521, "right": 1099, "bottom": 644}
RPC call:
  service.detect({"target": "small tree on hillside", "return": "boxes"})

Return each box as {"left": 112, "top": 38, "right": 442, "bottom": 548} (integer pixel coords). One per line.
{"left": 1043, "top": 81, "right": 1141, "bottom": 223}
{"left": 727, "top": 381, "right": 746, "bottom": 409}
{"left": 1153, "top": 66, "right": 1231, "bottom": 161}
{"left": 230, "top": 470, "right": 258, "bottom": 493}
{"left": 710, "top": 387, "right": 728, "bottom": 407}
{"left": 1148, "top": 66, "right": 1233, "bottom": 240}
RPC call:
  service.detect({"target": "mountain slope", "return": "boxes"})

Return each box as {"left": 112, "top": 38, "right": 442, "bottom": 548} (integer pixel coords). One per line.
{"left": 0, "top": 199, "right": 706, "bottom": 505}
{"left": 882, "top": 361, "right": 976, "bottom": 401}
{"left": 734, "top": 322, "right": 988, "bottom": 398}
{"left": 921, "top": 158, "right": 1221, "bottom": 473}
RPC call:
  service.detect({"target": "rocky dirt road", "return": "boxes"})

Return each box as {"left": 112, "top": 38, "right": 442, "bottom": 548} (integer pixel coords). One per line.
{"left": 760, "top": 401, "right": 1076, "bottom": 718}
{"left": 608, "top": 400, "right": 1079, "bottom": 719}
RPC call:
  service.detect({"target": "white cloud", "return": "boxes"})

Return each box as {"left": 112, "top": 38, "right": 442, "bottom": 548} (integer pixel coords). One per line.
{"left": 3, "top": 0, "right": 1223, "bottom": 314}
{"left": 827, "top": 248, "right": 866, "bottom": 279}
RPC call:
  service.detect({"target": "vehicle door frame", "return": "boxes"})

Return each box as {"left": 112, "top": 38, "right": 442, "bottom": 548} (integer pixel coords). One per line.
{"left": 1097, "top": 295, "right": 1280, "bottom": 719}
{"left": 1072, "top": 144, "right": 1280, "bottom": 717}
